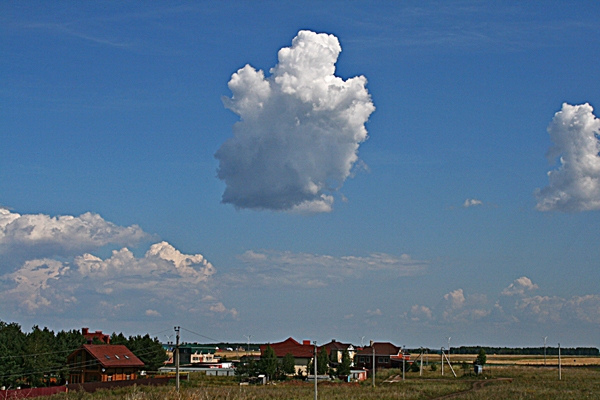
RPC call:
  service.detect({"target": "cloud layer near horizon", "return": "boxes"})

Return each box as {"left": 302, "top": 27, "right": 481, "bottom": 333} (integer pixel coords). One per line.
{"left": 0, "top": 209, "right": 236, "bottom": 321}
{"left": 215, "top": 30, "right": 375, "bottom": 213}
{"left": 221, "top": 249, "right": 427, "bottom": 289}
{"left": 408, "top": 276, "right": 600, "bottom": 326}
{"left": 536, "top": 103, "right": 600, "bottom": 212}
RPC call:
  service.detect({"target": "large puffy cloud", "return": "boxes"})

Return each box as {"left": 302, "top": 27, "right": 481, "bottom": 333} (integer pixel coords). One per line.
{"left": 215, "top": 30, "right": 375, "bottom": 212}
{"left": 535, "top": 103, "right": 600, "bottom": 212}
{"left": 0, "top": 241, "right": 235, "bottom": 319}
{"left": 222, "top": 249, "right": 426, "bottom": 289}
{"left": 0, "top": 208, "right": 149, "bottom": 269}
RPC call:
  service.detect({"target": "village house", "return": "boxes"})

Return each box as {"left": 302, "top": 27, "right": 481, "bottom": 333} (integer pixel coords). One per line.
{"left": 67, "top": 344, "right": 144, "bottom": 384}
{"left": 354, "top": 342, "right": 406, "bottom": 371}
{"left": 260, "top": 337, "right": 315, "bottom": 375}
{"left": 320, "top": 339, "right": 356, "bottom": 365}
{"left": 177, "top": 344, "right": 219, "bottom": 365}
{"left": 81, "top": 327, "right": 110, "bottom": 344}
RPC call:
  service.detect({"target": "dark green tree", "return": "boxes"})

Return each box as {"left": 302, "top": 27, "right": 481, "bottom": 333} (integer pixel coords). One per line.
{"left": 235, "top": 356, "right": 260, "bottom": 380}
{"left": 53, "top": 329, "right": 86, "bottom": 383}
{"left": 317, "top": 347, "right": 329, "bottom": 375}
{"left": 281, "top": 352, "right": 296, "bottom": 376}
{"left": 475, "top": 348, "right": 487, "bottom": 366}
{"left": 24, "top": 326, "right": 55, "bottom": 387}
{"left": 337, "top": 349, "right": 351, "bottom": 376}
{"left": 0, "top": 321, "right": 27, "bottom": 387}
{"left": 109, "top": 332, "right": 128, "bottom": 346}
{"left": 126, "top": 334, "right": 167, "bottom": 371}
{"left": 410, "top": 361, "right": 420, "bottom": 372}
{"left": 260, "top": 345, "right": 279, "bottom": 380}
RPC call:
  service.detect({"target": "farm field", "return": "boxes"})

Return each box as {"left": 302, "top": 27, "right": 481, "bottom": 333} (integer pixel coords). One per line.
{"left": 414, "top": 353, "right": 600, "bottom": 366}
{"left": 35, "top": 361, "right": 600, "bottom": 400}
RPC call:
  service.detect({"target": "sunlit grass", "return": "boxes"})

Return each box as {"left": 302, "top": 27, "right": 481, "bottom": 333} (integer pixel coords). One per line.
{"left": 38, "top": 366, "right": 600, "bottom": 399}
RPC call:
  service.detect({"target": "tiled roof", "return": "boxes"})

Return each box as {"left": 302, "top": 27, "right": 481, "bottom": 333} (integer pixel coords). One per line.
{"left": 321, "top": 340, "right": 352, "bottom": 351}
{"left": 260, "top": 337, "right": 315, "bottom": 358}
{"left": 75, "top": 345, "right": 145, "bottom": 368}
{"left": 356, "top": 342, "right": 401, "bottom": 356}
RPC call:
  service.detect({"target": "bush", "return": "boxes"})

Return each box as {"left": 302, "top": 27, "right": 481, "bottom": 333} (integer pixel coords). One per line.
{"left": 430, "top": 363, "right": 437, "bottom": 371}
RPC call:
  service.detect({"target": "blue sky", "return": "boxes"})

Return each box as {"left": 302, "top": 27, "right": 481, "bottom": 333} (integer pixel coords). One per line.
{"left": 2, "top": 0, "right": 600, "bottom": 349}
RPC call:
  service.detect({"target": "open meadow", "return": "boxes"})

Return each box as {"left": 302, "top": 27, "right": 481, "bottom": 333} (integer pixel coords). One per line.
{"left": 35, "top": 359, "right": 600, "bottom": 400}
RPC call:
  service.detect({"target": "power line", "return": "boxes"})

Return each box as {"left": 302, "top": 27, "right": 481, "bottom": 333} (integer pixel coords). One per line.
{"left": 0, "top": 347, "right": 78, "bottom": 360}
{"left": 0, "top": 346, "right": 166, "bottom": 380}
{"left": 179, "top": 327, "right": 220, "bottom": 343}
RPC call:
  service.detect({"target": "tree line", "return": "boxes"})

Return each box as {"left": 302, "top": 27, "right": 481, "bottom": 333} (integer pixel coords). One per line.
{"left": 446, "top": 346, "right": 599, "bottom": 356}
{"left": 0, "top": 320, "right": 166, "bottom": 388}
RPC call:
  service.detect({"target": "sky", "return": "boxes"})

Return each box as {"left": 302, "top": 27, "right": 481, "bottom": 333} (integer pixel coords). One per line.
{"left": 1, "top": 0, "right": 600, "bottom": 349}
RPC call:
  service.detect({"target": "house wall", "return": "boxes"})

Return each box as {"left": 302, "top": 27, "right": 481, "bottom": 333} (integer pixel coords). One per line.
{"left": 68, "top": 349, "right": 140, "bottom": 383}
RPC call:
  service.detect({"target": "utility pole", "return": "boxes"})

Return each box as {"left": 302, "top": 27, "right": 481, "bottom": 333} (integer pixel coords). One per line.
{"left": 441, "top": 347, "right": 444, "bottom": 376}
{"left": 446, "top": 337, "right": 451, "bottom": 363}
{"left": 543, "top": 336, "right": 548, "bottom": 366}
{"left": 558, "top": 343, "right": 562, "bottom": 380}
{"left": 402, "top": 345, "right": 406, "bottom": 381}
{"left": 313, "top": 341, "right": 318, "bottom": 400}
{"left": 372, "top": 341, "right": 376, "bottom": 387}
{"left": 174, "top": 326, "right": 180, "bottom": 392}
{"left": 244, "top": 334, "right": 252, "bottom": 358}
{"left": 420, "top": 347, "right": 423, "bottom": 376}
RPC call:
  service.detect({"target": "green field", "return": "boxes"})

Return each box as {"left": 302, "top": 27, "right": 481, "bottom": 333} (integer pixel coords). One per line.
{"left": 39, "top": 365, "right": 600, "bottom": 400}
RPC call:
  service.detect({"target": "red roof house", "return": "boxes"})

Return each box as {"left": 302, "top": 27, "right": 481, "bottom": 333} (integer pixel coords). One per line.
{"left": 67, "top": 344, "right": 144, "bottom": 384}
{"left": 260, "top": 338, "right": 316, "bottom": 374}
{"left": 82, "top": 327, "right": 110, "bottom": 344}
{"left": 354, "top": 342, "right": 403, "bottom": 370}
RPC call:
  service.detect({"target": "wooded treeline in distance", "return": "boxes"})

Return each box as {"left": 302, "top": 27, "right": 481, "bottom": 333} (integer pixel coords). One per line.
{"left": 0, "top": 320, "right": 166, "bottom": 388}
{"left": 407, "top": 346, "right": 599, "bottom": 356}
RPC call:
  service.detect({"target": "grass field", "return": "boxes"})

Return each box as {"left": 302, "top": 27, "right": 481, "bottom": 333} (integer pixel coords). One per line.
{"left": 36, "top": 358, "right": 600, "bottom": 400}
{"left": 422, "top": 353, "right": 600, "bottom": 366}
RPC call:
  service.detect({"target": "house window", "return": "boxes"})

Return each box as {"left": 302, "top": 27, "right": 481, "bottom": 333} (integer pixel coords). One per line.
{"left": 107, "top": 375, "right": 112, "bottom": 381}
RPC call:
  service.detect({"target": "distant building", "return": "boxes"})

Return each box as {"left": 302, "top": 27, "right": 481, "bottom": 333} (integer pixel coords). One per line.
{"left": 321, "top": 339, "right": 356, "bottom": 365}
{"left": 67, "top": 344, "right": 144, "bottom": 384}
{"left": 81, "top": 327, "right": 110, "bottom": 344}
{"left": 260, "top": 338, "right": 315, "bottom": 375}
{"left": 354, "top": 342, "right": 405, "bottom": 370}
{"left": 177, "top": 344, "right": 219, "bottom": 365}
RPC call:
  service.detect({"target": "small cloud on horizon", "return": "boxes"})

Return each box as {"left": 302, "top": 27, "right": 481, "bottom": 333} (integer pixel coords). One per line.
{"left": 462, "top": 198, "right": 483, "bottom": 208}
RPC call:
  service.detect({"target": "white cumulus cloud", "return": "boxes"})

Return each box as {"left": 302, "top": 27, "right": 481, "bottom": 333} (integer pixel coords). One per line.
{"left": 501, "top": 276, "right": 539, "bottom": 296}
{"left": 215, "top": 30, "right": 375, "bottom": 212}
{"left": 535, "top": 103, "right": 600, "bottom": 212}
{"left": 408, "top": 277, "right": 600, "bottom": 327}
{"left": 462, "top": 198, "right": 483, "bottom": 208}
{"left": 0, "top": 241, "right": 227, "bottom": 320}
{"left": 0, "top": 208, "right": 149, "bottom": 269}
